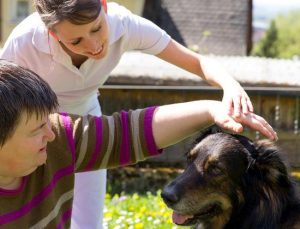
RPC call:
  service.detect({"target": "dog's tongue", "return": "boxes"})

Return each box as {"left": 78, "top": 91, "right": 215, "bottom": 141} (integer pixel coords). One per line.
{"left": 172, "top": 211, "right": 193, "bottom": 225}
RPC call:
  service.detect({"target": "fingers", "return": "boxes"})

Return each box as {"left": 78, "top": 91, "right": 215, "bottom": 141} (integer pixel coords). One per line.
{"left": 233, "top": 96, "right": 242, "bottom": 117}
{"left": 212, "top": 101, "right": 276, "bottom": 141}
{"left": 241, "top": 97, "right": 248, "bottom": 114}
{"left": 246, "top": 97, "right": 254, "bottom": 112}
{"left": 222, "top": 120, "right": 243, "bottom": 133}
{"left": 240, "top": 95, "right": 254, "bottom": 114}
{"left": 223, "top": 97, "right": 234, "bottom": 115}
{"left": 224, "top": 94, "right": 252, "bottom": 117}
{"left": 236, "top": 113, "right": 278, "bottom": 141}
{"left": 254, "top": 115, "right": 278, "bottom": 141}
{"left": 214, "top": 111, "right": 244, "bottom": 133}
{"left": 223, "top": 88, "right": 254, "bottom": 116}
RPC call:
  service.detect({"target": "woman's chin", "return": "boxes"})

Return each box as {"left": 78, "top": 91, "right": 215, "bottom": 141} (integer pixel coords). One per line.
{"left": 37, "top": 151, "right": 48, "bottom": 166}
{"left": 89, "top": 52, "right": 106, "bottom": 60}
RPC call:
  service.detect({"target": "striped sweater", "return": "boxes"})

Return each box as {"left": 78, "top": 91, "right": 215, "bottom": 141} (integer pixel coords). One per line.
{"left": 0, "top": 107, "right": 161, "bottom": 228}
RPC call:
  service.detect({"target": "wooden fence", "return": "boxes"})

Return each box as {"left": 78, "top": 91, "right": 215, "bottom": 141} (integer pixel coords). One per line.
{"left": 99, "top": 86, "right": 300, "bottom": 167}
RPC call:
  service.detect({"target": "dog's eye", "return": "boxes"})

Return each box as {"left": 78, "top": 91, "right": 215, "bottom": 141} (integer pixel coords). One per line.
{"left": 207, "top": 165, "right": 223, "bottom": 176}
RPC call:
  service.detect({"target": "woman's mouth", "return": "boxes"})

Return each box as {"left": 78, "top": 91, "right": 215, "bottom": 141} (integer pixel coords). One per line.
{"left": 39, "top": 146, "right": 47, "bottom": 153}
{"left": 90, "top": 45, "right": 103, "bottom": 56}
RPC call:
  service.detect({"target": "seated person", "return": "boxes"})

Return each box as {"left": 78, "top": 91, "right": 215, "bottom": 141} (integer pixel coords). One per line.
{"left": 0, "top": 60, "right": 277, "bottom": 228}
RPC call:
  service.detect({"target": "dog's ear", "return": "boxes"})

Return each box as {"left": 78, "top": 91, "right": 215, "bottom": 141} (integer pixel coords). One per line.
{"left": 252, "top": 140, "right": 287, "bottom": 172}
{"left": 231, "top": 134, "right": 257, "bottom": 157}
{"left": 245, "top": 140, "right": 291, "bottom": 185}
{"left": 230, "top": 134, "right": 257, "bottom": 170}
{"left": 231, "top": 136, "right": 289, "bottom": 182}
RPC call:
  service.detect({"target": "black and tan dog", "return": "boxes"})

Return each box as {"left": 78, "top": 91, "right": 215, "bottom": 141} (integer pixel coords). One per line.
{"left": 161, "top": 126, "right": 300, "bottom": 229}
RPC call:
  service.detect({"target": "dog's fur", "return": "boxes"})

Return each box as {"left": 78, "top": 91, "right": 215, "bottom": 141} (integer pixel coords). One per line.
{"left": 161, "top": 126, "right": 300, "bottom": 229}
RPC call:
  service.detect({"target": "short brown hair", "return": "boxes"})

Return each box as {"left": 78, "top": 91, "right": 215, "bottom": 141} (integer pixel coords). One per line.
{"left": 34, "top": 0, "right": 101, "bottom": 29}
{"left": 0, "top": 60, "right": 58, "bottom": 146}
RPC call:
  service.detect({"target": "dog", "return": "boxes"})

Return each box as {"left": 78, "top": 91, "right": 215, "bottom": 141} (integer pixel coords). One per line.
{"left": 161, "top": 126, "right": 300, "bottom": 229}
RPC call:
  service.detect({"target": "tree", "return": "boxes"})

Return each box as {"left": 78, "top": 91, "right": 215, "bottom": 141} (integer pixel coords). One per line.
{"left": 252, "top": 10, "right": 300, "bottom": 59}
{"left": 252, "top": 20, "right": 278, "bottom": 57}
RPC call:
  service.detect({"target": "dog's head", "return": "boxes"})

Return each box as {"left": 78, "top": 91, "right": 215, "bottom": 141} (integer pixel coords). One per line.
{"left": 161, "top": 126, "right": 292, "bottom": 228}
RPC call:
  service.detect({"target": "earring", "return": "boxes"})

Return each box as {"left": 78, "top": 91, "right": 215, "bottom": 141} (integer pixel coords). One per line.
{"left": 49, "top": 30, "right": 59, "bottom": 41}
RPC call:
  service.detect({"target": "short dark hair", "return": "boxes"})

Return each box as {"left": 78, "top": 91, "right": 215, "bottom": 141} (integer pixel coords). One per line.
{"left": 0, "top": 60, "right": 58, "bottom": 146}
{"left": 34, "top": 0, "right": 101, "bottom": 29}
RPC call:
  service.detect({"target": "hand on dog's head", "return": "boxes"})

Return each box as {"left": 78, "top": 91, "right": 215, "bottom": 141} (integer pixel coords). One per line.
{"left": 161, "top": 125, "right": 300, "bottom": 229}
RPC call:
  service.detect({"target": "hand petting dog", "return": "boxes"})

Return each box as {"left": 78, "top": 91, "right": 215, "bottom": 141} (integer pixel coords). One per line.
{"left": 209, "top": 102, "right": 278, "bottom": 141}
{"left": 152, "top": 100, "right": 277, "bottom": 150}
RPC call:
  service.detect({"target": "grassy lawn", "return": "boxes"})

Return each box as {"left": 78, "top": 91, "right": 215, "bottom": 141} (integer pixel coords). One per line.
{"left": 104, "top": 191, "right": 187, "bottom": 229}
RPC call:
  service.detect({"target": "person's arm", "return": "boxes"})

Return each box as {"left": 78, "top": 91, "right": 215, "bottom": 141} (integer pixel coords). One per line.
{"left": 63, "top": 100, "right": 276, "bottom": 171}
{"left": 152, "top": 100, "right": 276, "bottom": 148}
{"left": 156, "top": 39, "right": 253, "bottom": 116}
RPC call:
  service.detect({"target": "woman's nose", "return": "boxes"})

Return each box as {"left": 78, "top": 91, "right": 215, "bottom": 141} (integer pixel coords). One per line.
{"left": 84, "top": 38, "right": 99, "bottom": 52}
{"left": 45, "top": 122, "right": 55, "bottom": 142}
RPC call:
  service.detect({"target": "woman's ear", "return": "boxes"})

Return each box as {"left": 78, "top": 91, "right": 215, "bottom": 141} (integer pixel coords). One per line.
{"left": 102, "top": 0, "right": 107, "bottom": 13}
{"left": 49, "top": 30, "right": 59, "bottom": 41}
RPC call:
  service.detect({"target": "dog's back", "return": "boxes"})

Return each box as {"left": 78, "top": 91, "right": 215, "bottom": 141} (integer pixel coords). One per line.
{"left": 161, "top": 126, "right": 300, "bottom": 229}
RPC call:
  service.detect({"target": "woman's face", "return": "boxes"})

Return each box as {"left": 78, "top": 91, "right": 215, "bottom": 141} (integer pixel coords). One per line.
{"left": 52, "top": 8, "right": 109, "bottom": 60}
{"left": 0, "top": 113, "right": 55, "bottom": 179}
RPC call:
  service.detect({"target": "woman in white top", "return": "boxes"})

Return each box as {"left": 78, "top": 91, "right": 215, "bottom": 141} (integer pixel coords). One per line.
{"left": 1, "top": 0, "right": 258, "bottom": 228}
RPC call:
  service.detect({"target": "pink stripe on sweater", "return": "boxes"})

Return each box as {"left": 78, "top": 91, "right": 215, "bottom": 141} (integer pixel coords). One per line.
{"left": 56, "top": 208, "right": 72, "bottom": 229}
{"left": 84, "top": 117, "right": 102, "bottom": 171}
{"left": 60, "top": 113, "right": 76, "bottom": 164}
{"left": 0, "top": 177, "right": 28, "bottom": 196}
{"left": 120, "top": 111, "right": 130, "bottom": 165}
{"left": 144, "top": 107, "right": 162, "bottom": 156}
{"left": 0, "top": 165, "right": 74, "bottom": 225}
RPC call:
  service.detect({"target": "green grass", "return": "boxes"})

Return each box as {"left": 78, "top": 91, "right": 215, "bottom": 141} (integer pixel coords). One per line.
{"left": 104, "top": 191, "right": 187, "bottom": 229}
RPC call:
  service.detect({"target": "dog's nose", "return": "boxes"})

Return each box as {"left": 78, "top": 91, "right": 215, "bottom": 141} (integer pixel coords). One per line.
{"left": 161, "top": 187, "right": 180, "bottom": 205}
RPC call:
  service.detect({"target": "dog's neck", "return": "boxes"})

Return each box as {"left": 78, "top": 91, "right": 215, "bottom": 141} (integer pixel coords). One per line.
{"left": 225, "top": 177, "right": 299, "bottom": 229}
{"left": 195, "top": 211, "right": 233, "bottom": 229}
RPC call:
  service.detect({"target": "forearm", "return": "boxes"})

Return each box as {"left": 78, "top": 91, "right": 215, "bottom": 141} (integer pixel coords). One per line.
{"left": 157, "top": 39, "right": 239, "bottom": 89}
{"left": 197, "top": 55, "right": 239, "bottom": 89}
{"left": 67, "top": 102, "right": 214, "bottom": 169}
{"left": 152, "top": 100, "right": 215, "bottom": 148}
{"left": 67, "top": 99, "right": 276, "bottom": 170}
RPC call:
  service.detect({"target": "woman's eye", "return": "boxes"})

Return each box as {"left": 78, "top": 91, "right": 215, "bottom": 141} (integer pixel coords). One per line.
{"left": 92, "top": 27, "right": 101, "bottom": 33}
{"left": 71, "top": 39, "right": 81, "bottom": 45}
